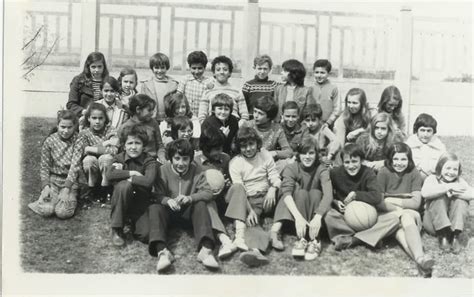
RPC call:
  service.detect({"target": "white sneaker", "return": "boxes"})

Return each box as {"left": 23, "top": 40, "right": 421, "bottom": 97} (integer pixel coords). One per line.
{"left": 304, "top": 239, "right": 321, "bottom": 261}
{"left": 218, "top": 242, "right": 238, "bottom": 259}
{"left": 156, "top": 248, "right": 174, "bottom": 272}
{"left": 233, "top": 237, "right": 249, "bottom": 251}
{"left": 197, "top": 247, "right": 219, "bottom": 269}
{"left": 291, "top": 238, "right": 307, "bottom": 257}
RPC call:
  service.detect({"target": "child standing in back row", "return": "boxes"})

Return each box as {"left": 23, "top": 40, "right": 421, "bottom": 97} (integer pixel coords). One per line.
{"left": 242, "top": 54, "right": 278, "bottom": 117}
{"left": 311, "top": 59, "right": 341, "bottom": 128}
{"left": 117, "top": 66, "right": 138, "bottom": 110}
{"left": 141, "top": 52, "right": 178, "bottom": 122}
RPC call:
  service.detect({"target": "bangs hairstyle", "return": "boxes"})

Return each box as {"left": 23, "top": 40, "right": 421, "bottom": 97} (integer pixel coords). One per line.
{"left": 254, "top": 95, "right": 278, "bottom": 120}
{"left": 378, "top": 85, "right": 402, "bottom": 116}
{"left": 166, "top": 138, "right": 195, "bottom": 161}
{"left": 199, "top": 125, "right": 225, "bottom": 154}
{"left": 254, "top": 54, "right": 273, "bottom": 68}
{"left": 295, "top": 136, "right": 320, "bottom": 165}
{"left": 165, "top": 92, "right": 192, "bottom": 118}
{"left": 435, "top": 152, "right": 462, "bottom": 180}
{"left": 83, "top": 52, "right": 109, "bottom": 79}
{"left": 149, "top": 52, "right": 170, "bottom": 70}
{"left": 341, "top": 143, "right": 365, "bottom": 161}
{"left": 117, "top": 67, "right": 138, "bottom": 93}
{"left": 313, "top": 59, "right": 332, "bottom": 72}
{"left": 385, "top": 142, "right": 415, "bottom": 173}
{"left": 57, "top": 109, "right": 78, "bottom": 125}
{"left": 235, "top": 126, "right": 262, "bottom": 153}
{"left": 128, "top": 94, "right": 156, "bottom": 116}
{"left": 282, "top": 59, "right": 306, "bottom": 86}
{"left": 281, "top": 100, "right": 299, "bottom": 113}
{"left": 170, "top": 115, "right": 193, "bottom": 140}
{"left": 211, "top": 93, "right": 234, "bottom": 112}
{"left": 187, "top": 50, "right": 208, "bottom": 67}
{"left": 413, "top": 113, "right": 437, "bottom": 134}
{"left": 211, "top": 55, "right": 233, "bottom": 74}
{"left": 84, "top": 102, "right": 110, "bottom": 127}
{"left": 120, "top": 123, "right": 149, "bottom": 147}
{"left": 101, "top": 76, "right": 120, "bottom": 92}
{"left": 300, "top": 103, "right": 323, "bottom": 121}
{"left": 342, "top": 88, "right": 371, "bottom": 132}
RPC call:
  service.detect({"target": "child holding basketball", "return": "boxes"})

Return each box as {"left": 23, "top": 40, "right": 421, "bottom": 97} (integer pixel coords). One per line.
{"left": 270, "top": 137, "right": 333, "bottom": 260}
{"left": 141, "top": 52, "right": 179, "bottom": 122}
{"left": 324, "top": 143, "right": 401, "bottom": 251}
{"left": 225, "top": 126, "right": 281, "bottom": 267}
{"left": 422, "top": 152, "right": 473, "bottom": 254}
{"left": 377, "top": 142, "right": 435, "bottom": 277}
{"left": 311, "top": 59, "right": 341, "bottom": 128}
{"left": 28, "top": 110, "right": 79, "bottom": 219}
{"left": 274, "top": 59, "right": 315, "bottom": 122}
{"left": 406, "top": 113, "right": 446, "bottom": 179}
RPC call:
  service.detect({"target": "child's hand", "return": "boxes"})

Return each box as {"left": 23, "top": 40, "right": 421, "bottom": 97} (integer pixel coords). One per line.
{"left": 246, "top": 209, "right": 259, "bottom": 227}
{"left": 112, "top": 163, "right": 123, "bottom": 170}
{"left": 333, "top": 200, "right": 346, "bottom": 213}
{"left": 129, "top": 170, "right": 143, "bottom": 177}
{"left": 449, "top": 183, "right": 467, "bottom": 194}
{"left": 294, "top": 215, "right": 309, "bottom": 239}
{"left": 263, "top": 187, "right": 276, "bottom": 213}
{"left": 321, "top": 122, "right": 329, "bottom": 131}
{"left": 309, "top": 214, "right": 322, "bottom": 239}
{"left": 84, "top": 146, "right": 94, "bottom": 154}
{"left": 346, "top": 131, "right": 358, "bottom": 141}
{"left": 167, "top": 199, "right": 181, "bottom": 211}
{"left": 39, "top": 185, "right": 51, "bottom": 201}
{"left": 176, "top": 195, "right": 192, "bottom": 205}
{"left": 343, "top": 191, "right": 356, "bottom": 205}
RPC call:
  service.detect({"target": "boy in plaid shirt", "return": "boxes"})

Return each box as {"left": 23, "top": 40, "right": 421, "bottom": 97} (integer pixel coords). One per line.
{"left": 177, "top": 51, "right": 211, "bottom": 117}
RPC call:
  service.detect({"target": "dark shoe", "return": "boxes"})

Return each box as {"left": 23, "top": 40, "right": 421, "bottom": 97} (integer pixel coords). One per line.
{"left": 451, "top": 236, "right": 462, "bottom": 254}
{"left": 334, "top": 236, "right": 353, "bottom": 251}
{"left": 439, "top": 236, "right": 450, "bottom": 252}
{"left": 239, "top": 249, "right": 269, "bottom": 267}
{"left": 111, "top": 228, "right": 125, "bottom": 247}
{"left": 416, "top": 254, "right": 434, "bottom": 278}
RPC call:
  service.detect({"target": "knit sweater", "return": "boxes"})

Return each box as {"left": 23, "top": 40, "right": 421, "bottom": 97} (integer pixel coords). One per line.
{"left": 311, "top": 79, "right": 341, "bottom": 125}
{"left": 242, "top": 76, "right": 277, "bottom": 115}
{"left": 405, "top": 134, "right": 446, "bottom": 177}
{"left": 249, "top": 121, "right": 292, "bottom": 160}
{"left": 154, "top": 162, "right": 213, "bottom": 204}
{"left": 229, "top": 150, "right": 281, "bottom": 196}
{"left": 377, "top": 167, "right": 423, "bottom": 210}
{"left": 330, "top": 165, "right": 382, "bottom": 205}
{"left": 198, "top": 80, "right": 249, "bottom": 123}
{"left": 280, "top": 162, "right": 333, "bottom": 216}
{"left": 140, "top": 75, "right": 178, "bottom": 122}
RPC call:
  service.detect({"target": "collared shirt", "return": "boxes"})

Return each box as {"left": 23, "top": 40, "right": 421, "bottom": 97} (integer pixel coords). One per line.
{"left": 177, "top": 74, "right": 211, "bottom": 116}
{"left": 97, "top": 99, "right": 129, "bottom": 129}
{"left": 40, "top": 132, "right": 78, "bottom": 188}
{"left": 405, "top": 134, "right": 446, "bottom": 176}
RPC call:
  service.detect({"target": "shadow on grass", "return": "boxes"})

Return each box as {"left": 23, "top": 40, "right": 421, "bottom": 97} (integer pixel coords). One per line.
{"left": 19, "top": 117, "right": 474, "bottom": 276}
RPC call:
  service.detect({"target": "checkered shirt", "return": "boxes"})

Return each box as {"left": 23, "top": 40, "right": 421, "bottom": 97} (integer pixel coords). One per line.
{"left": 177, "top": 74, "right": 211, "bottom": 116}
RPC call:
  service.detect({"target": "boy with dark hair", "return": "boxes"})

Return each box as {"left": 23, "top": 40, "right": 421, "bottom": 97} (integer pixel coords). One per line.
{"left": 280, "top": 100, "right": 304, "bottom": 153}
{"left": 242, "top": 54, "right": 278, "bottom": 117}
{"left": 106, "top": 124, "right": 158, "bottom": 247}
{"left": 324, "top": 143, "right": 401, "bottom": 251}
{"left": 405, "top": 113, "right": 446, "bottom": 179}
{"left": 118, "top": 94, "right": 166, "bottom": 163}
{"left": 141, "top": 52, "right": 178, "bottom": 122}
{"left": 177, "top": 51, "right": 211, "bottom": 116}
{"left": 146, "top": 139, "right": 219, "bottom": 272}
{"left": 311, "top": 59, "right": 341, "bottom": 128}
{"left": 198, "top": 55, "right": 249, "bottom": 124}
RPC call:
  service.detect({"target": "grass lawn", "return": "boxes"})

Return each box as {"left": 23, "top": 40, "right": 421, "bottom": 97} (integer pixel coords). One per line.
{"left": 19, "top": 117, "right": 474, "bottom": 276}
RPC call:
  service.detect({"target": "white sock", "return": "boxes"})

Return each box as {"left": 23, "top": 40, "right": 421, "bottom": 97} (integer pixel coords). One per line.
{"left": 235, "top": 220, "right": 246, "bottom": 239}
{"left": 271, "top": 222, "right": 282, "bottom": 233}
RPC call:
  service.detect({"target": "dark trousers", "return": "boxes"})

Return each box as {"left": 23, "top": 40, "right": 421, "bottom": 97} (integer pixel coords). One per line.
{"left": 110, "top": 180, "right": 150, "bottom": 228}
{"left": 134, "top": 201, "right": 215, "bottom": 257}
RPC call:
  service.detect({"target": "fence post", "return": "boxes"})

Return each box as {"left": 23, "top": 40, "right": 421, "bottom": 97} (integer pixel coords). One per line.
{"left": 241, "top": 0, "right": 260, "bottom": 79}
{"left": 395, "top": 6, "right": 413, "bottom": 135}
{"left": 80, "top": 0, "right": 100, "bottom": 68}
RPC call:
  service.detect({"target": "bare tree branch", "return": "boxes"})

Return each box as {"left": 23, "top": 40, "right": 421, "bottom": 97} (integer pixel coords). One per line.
{"left": 21, "top": 52, "right": 36, "bottom": 66}
{"left": 22, "top": 37, "right": 58, "bottom": 79}
{"left": 22, "top": 25, "right": 44, "bottom": 50}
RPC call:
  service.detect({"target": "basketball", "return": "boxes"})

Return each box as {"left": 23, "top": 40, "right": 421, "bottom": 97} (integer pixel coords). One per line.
{"left": 205, "top": 169, "right": 226, "bottom": 195}
{"left": 344, "top": 201, "right": 378, "bottom": 232}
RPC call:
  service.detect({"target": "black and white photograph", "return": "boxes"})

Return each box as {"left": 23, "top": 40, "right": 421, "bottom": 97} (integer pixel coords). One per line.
{"left": 2, "top": 0, "right": 473, "bottom": 296}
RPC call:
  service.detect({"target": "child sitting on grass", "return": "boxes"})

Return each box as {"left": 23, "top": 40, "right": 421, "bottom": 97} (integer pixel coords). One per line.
{"left": 225, "top": 126, "right": 281, "bottom": 267}
{"left": 118, "top": 94, "right": 166, "bottom": 164}
{"left": 270, "top": 137, "right": 333, "bottom": 260}
{"left": 201, "top": 93, "right": 240, "bottom": 156}
{"left": 405, "top": 113, "right": 446, "bottom": 179}
{"left": 422, "top": 152, "right": 473, "bottom": 254}
{"left": 29, "top": 110, "right": 79, "bottom": 219}
{"left": 148, "top": 139, "right": 219, "bottom": 272}
{"left": 105, "top": 124, "right": 158, "bottom": 247}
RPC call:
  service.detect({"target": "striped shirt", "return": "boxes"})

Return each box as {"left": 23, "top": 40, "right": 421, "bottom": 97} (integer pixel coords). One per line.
{"left": 97, "top": 99, "right": 129, "bottom": 129}
{"left": 40, "top": 132, "right": 78, "bottom": 189}
{"left": 198, "top": 80, "right": 249, "bottom": 123}
{"left": 177, "top": 74, "right": 211, "bottom": 116}
{"left": 64, "top": 126, "right": 119, "bottom": 188}
{"left": 92, "top": 79, "right": 102, "bottom": 101}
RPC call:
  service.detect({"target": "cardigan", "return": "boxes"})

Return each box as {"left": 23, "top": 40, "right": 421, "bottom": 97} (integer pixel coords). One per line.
{"left": 280, "top": 162, "right": 333, "bottom": 216}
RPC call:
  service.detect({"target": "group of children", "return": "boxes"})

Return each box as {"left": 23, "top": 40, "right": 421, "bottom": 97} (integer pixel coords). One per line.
{"left": 29, "top": 50, "right": 473, "bottom": 276}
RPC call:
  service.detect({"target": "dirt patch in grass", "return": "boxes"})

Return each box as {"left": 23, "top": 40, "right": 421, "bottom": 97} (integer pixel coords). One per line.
{"left": 19, "top": 117, "right": 474, "bottom": 276}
